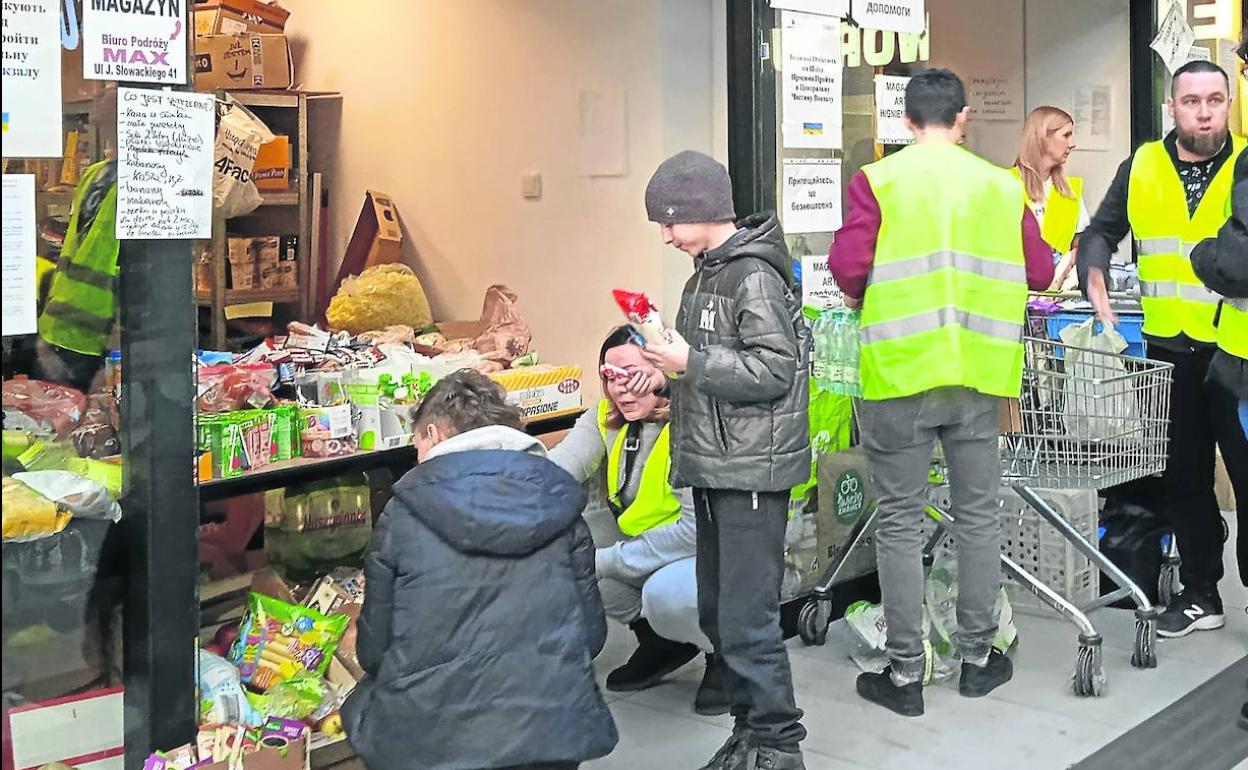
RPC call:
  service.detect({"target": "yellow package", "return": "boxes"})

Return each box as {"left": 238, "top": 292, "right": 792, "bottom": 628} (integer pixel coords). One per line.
{"left": 3, "top": 476, "right": 71, "bottom": 541}
{"left": 326, "top": 263, "right": 432, "bottom": 335}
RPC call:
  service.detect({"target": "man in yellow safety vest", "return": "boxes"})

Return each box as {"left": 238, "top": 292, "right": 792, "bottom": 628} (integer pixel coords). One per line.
{"left": 1081, "top": 59, "right": 1247, "bottom": 639}
{"left": 829, "top": 69, "right": 1054, "bottom": 717}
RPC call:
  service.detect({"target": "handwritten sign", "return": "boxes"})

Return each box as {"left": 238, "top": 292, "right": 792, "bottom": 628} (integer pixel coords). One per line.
{"left": 1150, "top": 1, "right": 1195, "bottom": 75}
{"left": 874, "top": 74, "right": 912, "bottom": 144}
{"left": 0, "top": 0, "right": 62, "bottom": 157}
{"left": 116, "top": 88, "right": 213, "bottom": 239}
{"left": 84, "top": 0, "right": 187, "bottom": 84}
{"left": 968, "top": 75, "right": 1021, "bottom": 122}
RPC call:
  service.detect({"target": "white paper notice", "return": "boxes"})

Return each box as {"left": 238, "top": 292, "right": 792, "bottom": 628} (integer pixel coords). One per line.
{"left": 968, "top": 76, "right": 1021, "bottom": 122}
{"left": 851, "top": 0, "right": 925, "bottom": 34}
{"left": 771, "top": 0, "right": 848, "bottom": 17}
{"left": 2, "top": 176, "right": 38, "bottom": 337}
{"left": 1, "top": 0, "right": 63, "bottom": 158}
{"left": 1070, "top": 85, "right": 1113, "bottom": 152}
{"left": 801, "top": 254, "right": 843, "bottom": 311}
{"left": 783, "top": 159, "right": 842, "bottom": 234}
{"left": 781, "top": 27, "right": 843, "bottom": 150}
{"left": 117, "top": 88, "right": 214, "bottom": 239}
{"left": 84, "top": 0, "right": 187, "bottom": 84}
{"left": 1151, "top": 1, "right": 1195, "bottom": 75}
{"left": 874, "top": 75, "right": 912, "bottom": 145}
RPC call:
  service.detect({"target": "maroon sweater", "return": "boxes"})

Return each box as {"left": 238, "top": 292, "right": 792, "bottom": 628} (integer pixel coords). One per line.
{"left": 828, "top": 171, "right": 1056, "bottom": 300}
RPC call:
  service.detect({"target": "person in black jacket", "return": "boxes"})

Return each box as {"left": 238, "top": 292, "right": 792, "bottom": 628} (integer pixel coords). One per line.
{"left": 342, "top": 370, "right": 617, "bottom": 770}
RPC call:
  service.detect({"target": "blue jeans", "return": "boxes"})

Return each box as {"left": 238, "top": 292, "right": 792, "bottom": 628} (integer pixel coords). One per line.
{"left": 1240, "top": 400, "right": 1248, "bottom": 440}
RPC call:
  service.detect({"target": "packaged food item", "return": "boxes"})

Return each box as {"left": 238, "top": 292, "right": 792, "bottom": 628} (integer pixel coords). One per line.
{"left": 612, "top": 289, "right": 671, "bottom": 345}
{"left": 253, "top": 236, "right": 282, "bottom": 289}
{"left": 471, "top": 285, "right": 532, "bottom": 365}
{"left": 252, "top": 135, "right": 291, "bottom": 190}
{"left": 277, "top": 235, "right": 298, "bottom": 287}
{"left": 228, "top": 592, "right": 349, "bottom": 691}
{"left": 245, "top": 673, "right": 328, "bottom": 721}
{"left": 198, "top": 648, "right": 264, "bottom": 727}
{"left": 2, "top": 377, "right": 88, "bottom": 438}
{"left": 2, "top": 476, "right": 71, "bottom": 542}
{"left": 198, "top": 363, "right": 277, "bottom": 413}
{"left": 599, "top": 363, "right": 630, "bottom": 382}
{"left": 325, "top": 263, "right": 433, "bottom": 335}
{"left": 13, "top": 470, "right": 122, "bottom": 523}
{"left": 265, "top": 475, "right": 371, "bottom": 580}
{"left": 198, "top": 411, "right": 278, "bottom": 478}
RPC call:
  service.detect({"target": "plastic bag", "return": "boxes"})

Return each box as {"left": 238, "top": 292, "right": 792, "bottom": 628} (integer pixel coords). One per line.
{"left": 245, "top": 673, "right": 330, "bottom": 721}
{"left": 13, "top": 470, "right": 122, "bottom": 523}
{"left": 326, "top": 263, "right": 433, "bottom": 335}
{"left": 924, "top": 550, "right": 1018, "bottom": 656}
{"left": 1058, "top": 318, "right": 1138, "bottom": 442}
{"left": 198, "top": 648, "right": 264, "bottom": 727}
{"left": 472, "top": 285, "right": 532, "bottom": 365}
{"left": 2, "top": 476, "right": 71, "bottom": 542}
{"left": 197, "top": 363, "right": 277, "bottom": 413}
{"left": 214, "top": 98, "right": 275, "bottom": 220}
{"left": 2, "top": 376, "right": 87, "bottom": 438}
{"left": 843, "top": 600, "right": 956, "bottom": 683}
{"left": 228, "top": 592, "right": 349, "bottom": 691}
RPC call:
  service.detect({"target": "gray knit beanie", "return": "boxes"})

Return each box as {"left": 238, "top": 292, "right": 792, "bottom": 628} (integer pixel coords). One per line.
{"left": 644, "top": 150, "right": 737, "bottom": 225}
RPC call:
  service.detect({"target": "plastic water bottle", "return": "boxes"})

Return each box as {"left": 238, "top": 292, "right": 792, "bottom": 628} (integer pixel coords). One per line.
{"left": 812, "top": 311, "right": 835, "bottom": 391}
{"left": 825, "top": 307, "right": 862, "bottom": 397}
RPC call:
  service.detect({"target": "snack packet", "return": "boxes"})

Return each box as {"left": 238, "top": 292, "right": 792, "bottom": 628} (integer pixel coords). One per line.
{"left": 612, "top": 289, "right": 670, "bottom": 345}
{"left": 228, "top": 592, "right": 349, "bottom": 691}
{"left": 198, "top": 648, "right": 264, "bottom": 727}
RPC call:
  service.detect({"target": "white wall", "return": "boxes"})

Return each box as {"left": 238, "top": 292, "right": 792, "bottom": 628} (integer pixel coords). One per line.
{"left": 283, "top": 0, "right": 722, "bottom": 378}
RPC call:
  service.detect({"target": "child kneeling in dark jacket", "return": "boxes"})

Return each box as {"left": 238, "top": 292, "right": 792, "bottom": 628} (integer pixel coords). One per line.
{"left": 343, "top": 370, "right": 618, "bottom": 770}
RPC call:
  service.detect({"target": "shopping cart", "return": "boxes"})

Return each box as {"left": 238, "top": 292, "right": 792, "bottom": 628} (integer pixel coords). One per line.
{"left": 796, "top": 335, "right": 1173, "bottom": 697}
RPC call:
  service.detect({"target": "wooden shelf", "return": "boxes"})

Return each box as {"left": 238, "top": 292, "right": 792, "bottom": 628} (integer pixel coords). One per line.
{"left": 196, "top": 287, "right": 302, "bottom": 305}
{"left": 257, "top": 190, "right": 300, "bottom": 207}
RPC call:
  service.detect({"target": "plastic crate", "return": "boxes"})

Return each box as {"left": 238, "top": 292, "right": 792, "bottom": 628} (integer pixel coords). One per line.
{"left": 1044, "top": 311, "right": 1146, "bottom": 358}
{"left": 924, "top": 487, "right": 1099, "bottom": 615}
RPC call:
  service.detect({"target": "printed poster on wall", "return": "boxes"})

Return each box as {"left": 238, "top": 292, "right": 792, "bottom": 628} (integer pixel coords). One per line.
{"left": 1070, "top": 85, "right": 1113, "bottom": 152}
{"left": 851, "top": 0, "right": 925, "bottom": 35}
{"left": 801, "top": 255, "right": 843, "bottom": 311}
{"left": 781, "top": 27, "right": 843, "bottom": 149}
{"left": 1150, "top": 1, "right": 1195, "bottom": 76}
{"left": 84, "top": 0, "right": 188, "bottom": 83}
{"left": 1, "top": 0, "right": 63, "bottom": 157}
{"left": 116, "top": 88, "right": 214, "bottom": 239}
{"left": 2, "top": 175, "right": 38, "bottom": 337}
{"left": 782, "top": 159, "right": 842, "bottom": 234}
{"left": 968, "top": 75, "right": 1021, "bottom": 122}
{"left": 770, "top": 0, "right": 848, "bottom": 17}
{"left": 874, "top": 75, "right": 912, "bottom": 144}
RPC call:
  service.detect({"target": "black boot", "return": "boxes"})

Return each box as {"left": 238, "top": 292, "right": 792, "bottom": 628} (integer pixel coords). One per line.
{"left": 694, "top": 654, "right": 733, "bottom": 716}
{"left": 605, "top": 619, "right": 699, "bottom": 692}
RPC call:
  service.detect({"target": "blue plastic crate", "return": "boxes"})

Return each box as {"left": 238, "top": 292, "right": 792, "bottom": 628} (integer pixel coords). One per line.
{"left": 1044, "top": 310, "right": 1146, "bottom": 358}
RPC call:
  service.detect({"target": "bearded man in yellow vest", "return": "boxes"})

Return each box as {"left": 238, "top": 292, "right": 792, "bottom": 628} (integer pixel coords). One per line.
{"left": 549, "top": 327, "right": 725, "bottom": 716}
{"left": 1081, "top": 59, "right": 1247, "bottom": 639}
{"left": 1189, "top": 39, "right": 1248, "bottom": 626}
{"left": 829, "top": 69, "right": 1055, "bottom": 717}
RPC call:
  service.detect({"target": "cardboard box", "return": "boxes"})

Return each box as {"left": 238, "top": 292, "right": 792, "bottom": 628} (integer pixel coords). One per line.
{"left": 344, "top": 190, "right": 403, "bottom": 270}
{"left": 194, "top": 33, "right": 293, "bottom": 92}
{"left": 490, "top": 366, "right": 583, "bottom": 421}
{"left": 195, "top": 0, "right": 290, "bottom": 36}
{"left": 253, "top": 135, "right": 291, "bottom": 190}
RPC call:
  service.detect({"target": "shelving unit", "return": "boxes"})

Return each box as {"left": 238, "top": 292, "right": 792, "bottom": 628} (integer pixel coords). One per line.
{"left": 200, "top": 90, "right": 341, "bottom": 349}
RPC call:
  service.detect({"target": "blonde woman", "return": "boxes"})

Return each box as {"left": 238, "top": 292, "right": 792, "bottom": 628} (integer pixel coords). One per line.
{"left": 1013, "top": 106, "right": 1090, "bottom": 291}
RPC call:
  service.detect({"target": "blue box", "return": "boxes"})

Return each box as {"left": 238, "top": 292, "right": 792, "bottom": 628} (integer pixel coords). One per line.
{"left": 1044, "top": 311, "right": 1146, "bottom": 358}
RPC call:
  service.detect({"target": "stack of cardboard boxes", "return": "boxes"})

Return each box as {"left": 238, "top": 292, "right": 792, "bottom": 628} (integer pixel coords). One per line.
{"left": 193, "top": 0, "right": 294, "bottom": 92}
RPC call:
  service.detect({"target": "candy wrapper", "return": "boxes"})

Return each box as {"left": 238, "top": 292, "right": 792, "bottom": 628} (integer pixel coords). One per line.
{"left": 612, "top": 289, "right": 671, "bottom": 345}
{"left": 228, "top": 593, "right": 349, "bottom": 692}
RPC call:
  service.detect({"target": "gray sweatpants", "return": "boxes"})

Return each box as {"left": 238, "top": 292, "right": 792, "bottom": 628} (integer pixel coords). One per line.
{"left": 858, "top": 387, "right": 1003, "bottom": 683}
{"left": 598, "top": 557, "right": 712, "bottom": 651}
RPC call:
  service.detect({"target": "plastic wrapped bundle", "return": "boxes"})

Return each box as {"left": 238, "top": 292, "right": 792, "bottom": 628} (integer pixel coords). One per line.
{"left": 325, "top": 264, "right": 432, "bottom": 335}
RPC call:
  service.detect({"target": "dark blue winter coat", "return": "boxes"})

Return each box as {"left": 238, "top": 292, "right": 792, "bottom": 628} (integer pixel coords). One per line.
{"left": 342, "top": 426, "right": 618, "bottom": 770}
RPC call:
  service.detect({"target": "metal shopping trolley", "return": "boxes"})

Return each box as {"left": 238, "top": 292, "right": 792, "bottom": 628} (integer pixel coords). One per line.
{"left": 796, "top": 334, "right": 1173, "bottom": 697}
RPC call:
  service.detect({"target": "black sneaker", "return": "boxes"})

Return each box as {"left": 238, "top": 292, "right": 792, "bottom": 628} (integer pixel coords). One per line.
{"left": 736, "top": 746, "right": 806, "bottom": 770}
{"left": 960, "top": 649, "right": 1014, "bottom": 698}
{"left": 697, "top": 729, "right": 749, "bottom": 770}
{"left": 855, "top": 668, "right": 924, "bottom": 717}
{"left": 605, "top": 619, "right": 699, "bottom": 692}
{"left": 695, "top": 654, "right": 733, "bottom": 716}
{"left": 1156, "top": 590, "right": 1225, "bottom": 638}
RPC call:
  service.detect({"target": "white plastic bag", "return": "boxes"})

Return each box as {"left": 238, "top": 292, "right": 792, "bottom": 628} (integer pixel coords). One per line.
{"left": 213, "top": 97, "right": 275, "bottom": 219}
{"left": 843, "top": 600, "right": 956, "bottom": 683}
{"left": 1058, "top": 317, "right": 1138, "bottom": 442}
{"left": 924, "top": 550, "right": 1019, "bottom": 656}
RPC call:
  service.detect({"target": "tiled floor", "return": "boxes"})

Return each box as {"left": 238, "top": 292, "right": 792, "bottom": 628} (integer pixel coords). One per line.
{"left": 587, "top": 521, "right": 1248, "bottom": 770}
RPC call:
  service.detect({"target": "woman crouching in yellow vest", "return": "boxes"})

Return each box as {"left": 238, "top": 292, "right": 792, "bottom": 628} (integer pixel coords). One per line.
{"left": 548, "top": 326, "right": 727, "bottom": 716}
{"left": 1013, "top": 106, "right": 1089, "bottom": 292}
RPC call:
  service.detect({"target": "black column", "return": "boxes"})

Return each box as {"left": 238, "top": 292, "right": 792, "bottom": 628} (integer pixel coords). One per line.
{"left": 727, "top": 0, "right": 777, "bottom": 217}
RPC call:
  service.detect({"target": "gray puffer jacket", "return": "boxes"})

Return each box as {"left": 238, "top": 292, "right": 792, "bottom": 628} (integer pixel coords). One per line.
{"left": 671, "top": 212, "right": 810, "bottom": 492}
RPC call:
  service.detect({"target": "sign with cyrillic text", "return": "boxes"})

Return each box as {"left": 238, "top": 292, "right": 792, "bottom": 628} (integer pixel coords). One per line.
{"left": 783, "top": 159, "right": 843, "bottom": 234}
{"left": 852, "top": 0, "right": 925, "bottom": 35}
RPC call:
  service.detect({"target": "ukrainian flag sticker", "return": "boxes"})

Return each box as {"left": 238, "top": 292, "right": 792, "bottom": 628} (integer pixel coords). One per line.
{"left": 802, "top": 122, "right": 824, "bottom": 136}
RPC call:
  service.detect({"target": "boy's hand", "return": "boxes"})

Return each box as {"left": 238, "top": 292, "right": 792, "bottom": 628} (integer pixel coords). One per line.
{"left": 640, "top": 331, "right": 690, "bottom": 375}
{"left": 843, "top": 295, "right": 863, "bottom": 310}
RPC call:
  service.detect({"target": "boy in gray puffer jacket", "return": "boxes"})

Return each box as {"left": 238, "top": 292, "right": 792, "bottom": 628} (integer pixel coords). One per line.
{"left": 638, "top": 150, "right": 810, "bottom": 770}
